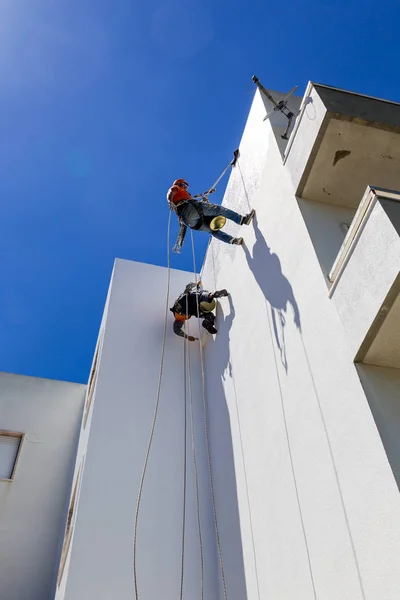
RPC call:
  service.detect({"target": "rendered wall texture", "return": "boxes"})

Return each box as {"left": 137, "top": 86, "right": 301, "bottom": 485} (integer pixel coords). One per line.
{"left": 0, "top": 372, "right": 85, "bottom": 600}
{"left": 57, "top": 87, "right": 400, "bottom": 600}
{"left": 59, "top": 259, "right": 246, "bottom": 600}
{"left": 201, "top": 89, "right": 400, "bottom": 600}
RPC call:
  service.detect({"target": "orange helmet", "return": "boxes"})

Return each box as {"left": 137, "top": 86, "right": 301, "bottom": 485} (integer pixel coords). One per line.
{"left": 173, "top": 178, "right": 189, "bottom": 188}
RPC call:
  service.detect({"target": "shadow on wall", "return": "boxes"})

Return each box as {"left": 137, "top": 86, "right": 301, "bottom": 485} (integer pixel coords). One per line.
{"left": 215, "top": 295, "right": 235, "bottom": 380}
{"left": 199, "top": 295, "right": 247, "bottom": 600}
{"left": 243, "top": 218, "right": 301, "bottom": 372}
{"left": 206, "top": 338, "right": 247, "bottom": 600}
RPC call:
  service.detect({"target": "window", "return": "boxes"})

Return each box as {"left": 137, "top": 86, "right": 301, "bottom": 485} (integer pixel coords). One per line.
{"left": 0, "top": 431, "right": 23, "bottom": 481}
{"left": 57, "top": 465, "right": 82, "bottom": 586}
{"left": 83, "top": 346, "right": 99, "bottom": 428}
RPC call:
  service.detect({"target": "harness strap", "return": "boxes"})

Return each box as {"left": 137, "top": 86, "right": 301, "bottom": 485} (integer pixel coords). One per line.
{"left": 190, "top": 200, "right": 204, "bottom": 230}
{"left": 174, "top": 198, "right": 208, "bottom": 231}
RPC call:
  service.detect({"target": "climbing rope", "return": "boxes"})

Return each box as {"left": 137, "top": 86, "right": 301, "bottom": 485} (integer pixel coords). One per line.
{"left": 186, "top": 320, "right": 205, "bottom": 600}
{"left": 193, "top": 150, "right": 239, "bottom": 201}
{"left": 180, "top": 313, "right": 188, "bottom": 600}
{"left": 190, "top": 229, "right": 229, "bottom": 600}
{"left": 133, "top": 210, "right": 172, "bottom": 600}
{"left": 134, "top": 153, "right": 240, "bottom": 597}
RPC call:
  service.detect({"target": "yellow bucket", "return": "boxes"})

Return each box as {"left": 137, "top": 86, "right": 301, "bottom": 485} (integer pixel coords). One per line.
{"left": 210, "top": 215, "right": 226, "bottom": 231}
{"left": 199, "top": 299, "right": 216, "bottom": 313}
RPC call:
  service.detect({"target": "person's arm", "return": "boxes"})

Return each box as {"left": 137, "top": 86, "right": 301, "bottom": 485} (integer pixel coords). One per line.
{"left": 173, "top": 319, "right": 198, "bottom": 341}
{"left": 172, "top": 222, "right": 187, "bottom": 254}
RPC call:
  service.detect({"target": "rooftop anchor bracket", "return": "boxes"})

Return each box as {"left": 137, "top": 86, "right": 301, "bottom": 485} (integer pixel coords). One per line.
{"left": 252, "top": 75, "right": 298, "bottom": 140}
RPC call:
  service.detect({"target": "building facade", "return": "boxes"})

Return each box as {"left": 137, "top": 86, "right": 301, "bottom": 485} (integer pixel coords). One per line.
{"left": 200, "top": 83, "right": 400, "bottom": 599}
{"left": 2, "top": 80, "right": 400, "bottom": 600}
{"left": 0, "top": 372, "right": 85, "bottom": 600}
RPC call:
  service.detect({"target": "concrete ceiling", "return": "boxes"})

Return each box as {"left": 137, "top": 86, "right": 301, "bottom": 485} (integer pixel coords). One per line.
{"left": 301, "top": 118, "right": 400, "bottom": 208}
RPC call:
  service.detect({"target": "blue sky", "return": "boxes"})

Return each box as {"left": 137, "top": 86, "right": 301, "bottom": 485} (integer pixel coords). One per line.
{"left": 0, "top": 0, "right": 399, "bottom": 383}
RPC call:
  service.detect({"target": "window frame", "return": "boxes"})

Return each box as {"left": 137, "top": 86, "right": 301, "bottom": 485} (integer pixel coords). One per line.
{"left": 0, "top": 430, "right": 24, "bottom": 482}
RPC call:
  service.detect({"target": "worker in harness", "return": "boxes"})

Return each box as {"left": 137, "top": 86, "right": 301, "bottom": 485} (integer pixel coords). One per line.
{"left": 167, "top": 179, "right": 255, "bottom": 252}
{"left": 171, "top": 281, "right": 229, "bottom": 341}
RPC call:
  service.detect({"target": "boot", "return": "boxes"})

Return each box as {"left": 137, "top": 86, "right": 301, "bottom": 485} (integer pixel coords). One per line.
{"left": 240, "top": 209, "right": 255, "bottom": 225}
{"left": 212, "top": 289, "right": 229, "bottom": 298}
{"left": 202, "top": 320, "right": 218, "bottom": 334}
{"left": 230, "top": 237, "right": 243, "bottom": 245}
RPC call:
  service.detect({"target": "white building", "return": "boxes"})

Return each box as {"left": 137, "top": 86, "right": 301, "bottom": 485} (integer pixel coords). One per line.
{"left": 0, "top": 372, "right": 85, "bottom": 600}
{"left": 2, "top": 81, "right": 400, "bottom": 600}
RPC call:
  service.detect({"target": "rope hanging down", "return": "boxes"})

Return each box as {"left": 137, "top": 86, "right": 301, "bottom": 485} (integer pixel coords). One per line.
{"left": 133, "top": 211, "right": 172, "bottom": 600}
{"left": 180, "top": 314, "right": 188, "bottom": 600}
{"left": 190, "top": 230, "right": 229, "bottom": 600}
{"left": 134, "top": 212, "right": 229, "bottom": 600}
{"left": 186, "top": 322, "right": 205, "bottom": 600}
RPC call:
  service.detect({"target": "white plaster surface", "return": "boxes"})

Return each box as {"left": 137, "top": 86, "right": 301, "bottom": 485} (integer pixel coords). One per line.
{"left": 331, "top": 198, "right": 400, "bottom": 361}
{"left": 357, "top": 364, "right": 400, "bottom": 490}
{"left": 298, "top": 198, "right": 355, "bottom": 281}
{"left": 302, "top": 118, "right": 400, "bottom": 207}
{"left": 285, "top": 83, "right": 400, "bottom": 207}
{"left": 56, "top": 86, "right": 400, "bottom": 600}
{"left": 364, "top": 293, "right": 400, "bottom": 368}
{"left": 0, "top": 372, "right": 85, "bottom": 600}
{"left": 59, "top": 260, "right": 247, "bottom": 600}
{"left": 200, "top": 89, "right": 400, "bottom": 599}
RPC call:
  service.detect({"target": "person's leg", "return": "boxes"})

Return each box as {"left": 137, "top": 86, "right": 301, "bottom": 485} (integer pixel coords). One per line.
{"left": 210, "top": 229, "right": 236, "bottom": 244}
{"left": 202, "top": 202, "right": 242, "bottom": 225}
{"left": 195, "top": 220, "right": 242, "bottom": 245}
{"left": 202, "top": 312, "right": 217, "bottom": 334}
{"left": 179, "top": 202, "right": 202, "bottom": 228}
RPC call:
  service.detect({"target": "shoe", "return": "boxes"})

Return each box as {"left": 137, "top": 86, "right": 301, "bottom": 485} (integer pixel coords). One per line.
{"left": 230, "top": 237, "right": 243, "bottom": 245}
{"left": 213, "top": 289, "right": 229, "bottom": 298}
{"left": 203, "top": 321, "right": 218, "bottom": 334}
{"left": 240, "top": 209, "right": 255, "bottom": 225}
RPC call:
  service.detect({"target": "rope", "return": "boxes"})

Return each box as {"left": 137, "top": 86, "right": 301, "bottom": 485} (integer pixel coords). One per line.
{"left": 190, "top": 229, "right": 229, "bottom": 600}
{"left": 186, "top": 317, "right": 205, "bottom": 600}
{"left": 265, "top": 304, "right": 317, "bottom": 600}
{"left": 193, "top": 151, "right": 238, "bottom": 201}
{"left": 133, "top": 210, "right": 172, "bottom": 600}
{"left": 180, "top": 309, "right": 188, "bottom": 600}
{"left": 230, "top": 368, "right": 262, "bottom": 600}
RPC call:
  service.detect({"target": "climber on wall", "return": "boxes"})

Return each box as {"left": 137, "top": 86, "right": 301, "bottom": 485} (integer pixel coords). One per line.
{"left": 170, "top": 281, "right": 229, "bottom": 341}
{"left": 167, "top": 178, "right": 255, "bottom": 253}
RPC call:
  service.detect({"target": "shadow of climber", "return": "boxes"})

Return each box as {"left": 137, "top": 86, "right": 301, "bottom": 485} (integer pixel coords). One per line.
{"left": 214, "top": 294, "right": 236, "bottom": 381}
{"left": 243, "top": 218, "right": 301, "bottom": 372}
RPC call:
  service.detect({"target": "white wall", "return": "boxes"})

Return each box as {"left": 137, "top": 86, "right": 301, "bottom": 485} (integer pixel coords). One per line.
{"left": 60, "top": 259, "right": 247, "bottom": 600}
{"left": 357, "top": 364, "right": 400, "bottom": 490}
{"left": 0, "top": 372, "right": 85, "bottom": 600}
{"left": 298, "top": 199, "right": 355, "bottom": 281}
{"left": 200, "top": 89, "right": 400, "bottom": 599}
{"left": 331, "top": 197, "right": 400, "bottom": 360}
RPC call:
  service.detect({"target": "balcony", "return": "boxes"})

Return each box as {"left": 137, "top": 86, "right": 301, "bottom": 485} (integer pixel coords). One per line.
{"left": 285, "top": 83, "right": 400, "bottom": 209}
{"left": 329, "top": 186, "right": 400, "bottom": 367}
